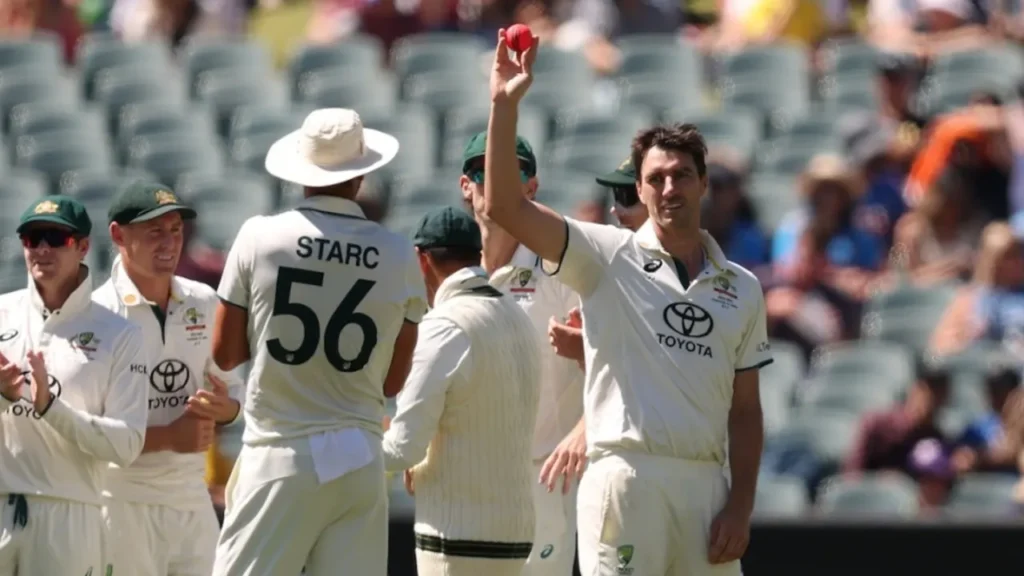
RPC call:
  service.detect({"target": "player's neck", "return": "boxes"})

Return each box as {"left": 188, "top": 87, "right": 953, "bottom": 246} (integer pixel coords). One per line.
{"left": 35, "top": 272, "right": 82, "bottom": 313}
{"left": 655, "top": 224, "right": 703, "bottom": 262}
{"left": 131, "top": 273, "right": 173, "bottom": 310}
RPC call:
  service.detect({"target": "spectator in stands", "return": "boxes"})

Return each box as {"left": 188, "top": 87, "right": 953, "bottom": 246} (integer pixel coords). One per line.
{"left": 951, "top": 365, "right": 1024, "bottom": 475}
{"left": 773, "top": 154, "right": 883, "bottom": 297}
{"left": 875, "top": 52, "right": 926, "bottom": 131}
{"left": 908, "top": 438, "right": 956, "bottom": 511}
{"left": 906, "top": 106, "right": 1012, "bottom": 220}
{"left": 889, "top": 167, "right": 981, "bottom": 283}
{"left": 930, "top": 222, "right": 1024, "bottom": 357}
{"left": 839, "top": 112, "right": 909, "bottom": 246}
{"left": 109, "top": 0, "right": 248, "bottom": 44}
{"left": 765, "top": 226, "right": 862, "bottom": 359}
{"left": 701, "top": 156, "right": 769, "bottom": 273}
{"left": 551, "top": 0, "right": 681, "bottom": 74}
{"left": 844, "top": 360, "right": 951, "bottom": 477}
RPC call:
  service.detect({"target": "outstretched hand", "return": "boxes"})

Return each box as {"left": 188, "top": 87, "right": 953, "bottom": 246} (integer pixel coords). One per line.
{"left": 490, "top": 29, "right": 539, "bottom": 105}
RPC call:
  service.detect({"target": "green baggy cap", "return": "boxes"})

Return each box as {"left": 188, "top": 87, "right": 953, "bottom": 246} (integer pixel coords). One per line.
{"left": 461, "top": 131, "right": 537, "bottom": 177}
{"left": 413, "top": 206, "right": 482, "bottom": 251}
{"left": 596, "top": 156, "right": 636, "bottom": 188}
{"left": 108, "top": 181, "right": 197, "bottom": 225}
{"left": 17, "top": 195, "right": 93, "bottom": 236}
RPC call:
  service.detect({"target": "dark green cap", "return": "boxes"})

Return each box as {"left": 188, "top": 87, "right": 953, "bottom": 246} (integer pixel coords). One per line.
{"left": 108, "top": 181, "right": 197, "bottom": 225}
{"left": 461, "top": 131, "right": 537, "bottom": 177}
{"left": 17, "top": 195, "right": 93, "bottom": 236}
{"left": 413, "top": 206, "right": 482, "bottom": 251}
{"left": 596, "top": 156, "right": 636, "bottom": 188}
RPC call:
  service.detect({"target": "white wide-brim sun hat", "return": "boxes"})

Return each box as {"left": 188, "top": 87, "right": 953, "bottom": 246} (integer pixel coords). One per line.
{"left": 265, "top": 108, "right": 399, "bottom": 188}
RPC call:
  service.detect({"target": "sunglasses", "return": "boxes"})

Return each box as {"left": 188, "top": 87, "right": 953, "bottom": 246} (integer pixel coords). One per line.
{"left": 20, "top": 229, "right": 77, "bottom": 249}
{"left": 611, "top": 186, "right": 639, "bottom": 208}
{"left": 467, "top": 168, "right": 530, "bottom": 185}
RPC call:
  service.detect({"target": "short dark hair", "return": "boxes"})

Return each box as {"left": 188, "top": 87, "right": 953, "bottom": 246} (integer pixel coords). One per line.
{"left": 631, "top": 123, "right": 708, "bottom": 181}
{"left": 423, "top": 246, "right": 481, "bottom": 267}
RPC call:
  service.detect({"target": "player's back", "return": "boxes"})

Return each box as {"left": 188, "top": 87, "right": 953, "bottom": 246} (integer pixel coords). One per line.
{"left": 233, "top": 196, "right": 425, "bottom": 444}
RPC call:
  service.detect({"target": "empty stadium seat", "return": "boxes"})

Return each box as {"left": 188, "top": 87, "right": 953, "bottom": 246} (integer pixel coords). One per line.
{"left": 0, "top": 169, "right": 48, "bottom": 219}
{"left": 392, "top": 33, "right": 486, "bottom": 80}
{"left": 9, "top": 102, "right": 105, "bottom": 141}
{"left": 184, "top": 172, "right": 275, "bottom": 250}
{"left": 128, "top": 136, "right": 223, "bottom": 185}
{"left": 0, "top": 74, "right": 76, "bottom": 132}
{"left": 666, "top": 108, "right": 762, "bottom": 162}
{"left": 809, "top": 341, "right": 915, "bottom": 395}
{"left": 299, "top": 74, "right": 397, "bottom": 117}
{"left": 17, "top": 135, "right": 114, "bottom": 194}
{"left": 184, "top": 40, "right": 272, "bottom": 98}
{"left": 288, "top": 37, "right": 385, "bottom": 98}
{"left": 550, "top": 108, "right": 654, "bottom": 150}
{"left": 744, "top": 171, "right": 799, "bottom": 232}
{"left": 536, "top": 169, "right": 600, "bottom": 215}
{"left": 361, "top": 105, "right": 437, "bottom": 182}
{"left": 944, "top": 474, "right": 1019, "bottom": 517}
{"left": 61, "top": 170, "right": 157, "bottom": 200}
{"left": 754, "top": 475, "right": 810, "bottom": 517}
{"left": 194, "top": 72, "right": 288, "bottom": 136}
{"left": 228, "top": 105, "right": 302, "bottom": 145}
{"left": 0, "top": 36, "right": 62, "bottom": 74}
{"left": 817, "top": 474, "right": 920, "bottom": 517}
{"left": 402, "top": 71, "right": 487, "bottom": 113}
{"left": 78, "top": 38, "right": 173, "bottom": 100}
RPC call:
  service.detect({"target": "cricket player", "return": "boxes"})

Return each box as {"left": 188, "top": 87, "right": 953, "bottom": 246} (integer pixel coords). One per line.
{"left": 383, "top": 206, "right": 540, "bottom": 576}
{"left": 459, "top": 130, "right": 585, "bottom": 575}
{"left": 483, "top": 32, "right": 772, "bottom": 575}
{"left": 94, "top": 181, "right": 245, "bottom": 576}
{"left": 0, "top": 196, "right": 151, "bottom": 575}
{"left": 210, "top": 108, "right": 427, "bottom": 576}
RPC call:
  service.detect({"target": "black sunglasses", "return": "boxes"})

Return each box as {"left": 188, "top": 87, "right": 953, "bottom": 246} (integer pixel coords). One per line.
{"left": 20, "top": 229, "right": 77, "bottom": 249}
{"left": 611, "top": 186, "right": 639, "bottom": 208}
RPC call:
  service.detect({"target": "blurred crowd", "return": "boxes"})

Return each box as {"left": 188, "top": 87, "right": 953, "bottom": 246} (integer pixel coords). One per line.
{"left": 8, "top": 0, "right": 1024, "bottom": 516}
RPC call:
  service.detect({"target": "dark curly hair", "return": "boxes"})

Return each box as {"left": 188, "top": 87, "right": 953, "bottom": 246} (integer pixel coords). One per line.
{"left": 630, "top": 123, "right": 709, "bottom": 182}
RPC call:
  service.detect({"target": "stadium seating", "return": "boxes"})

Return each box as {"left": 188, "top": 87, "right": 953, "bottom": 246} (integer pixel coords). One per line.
{"left": 1, "top": 31, "right": 1022, "bottom": 520}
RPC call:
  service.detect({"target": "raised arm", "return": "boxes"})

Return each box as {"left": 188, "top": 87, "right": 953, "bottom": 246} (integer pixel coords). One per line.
{"left": 482, "top": 30, "right": 568, "bottom": 265}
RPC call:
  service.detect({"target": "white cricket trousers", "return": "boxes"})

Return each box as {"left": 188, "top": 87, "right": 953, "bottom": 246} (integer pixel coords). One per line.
{"left": 103, "top": 499, "right": 220, "bottom": 576}
{"left": 212, "top": 442, "right": 388, "bottom": 576}
{"left": 416, "top": 548, "right": 526, "bottom": 576}
{"left": 0, "top": 494, "right": 104, "bottom": 576}
{"left": 522, "top": 461, "right": 578, "bottom": 576}
{"left": 576, "top": 452, "right": 742, "bottom": 576}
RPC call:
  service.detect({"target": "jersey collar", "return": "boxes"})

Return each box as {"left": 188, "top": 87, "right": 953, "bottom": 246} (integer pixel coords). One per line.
{"left": 635, "top": 221, "right": 728, "bottom": 274}
{"left": 434, "top": 266, "right": 489, "bottom": 307}
{"left": 28, "top": 264, "right": 93, "bottom": 320}
{"left": 110, "top": 255, "right": 188, "bottom": 307}
{"left": 296, "top": 195, "right": 366, "bottom": 219}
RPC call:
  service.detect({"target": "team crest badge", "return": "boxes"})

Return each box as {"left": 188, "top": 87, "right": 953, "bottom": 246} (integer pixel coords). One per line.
{"left": 183, "top": 307, "right": 208, "bottom": 342}
{"left": 517, "top": 269, "right": 532, "bottom": 287}
{"left": 73, "top": 331, "right": 99, "bottom": 353}
{"left": 154, "top": 190, "right": 177, "bottom": 205}
{"left": 711, "top": 275, "right": 739, "bottom": 309}
{"left": 34, "top": 200, "right": 59, "bottom": 214}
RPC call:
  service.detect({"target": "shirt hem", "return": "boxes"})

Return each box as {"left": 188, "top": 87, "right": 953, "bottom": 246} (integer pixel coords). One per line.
{"left": 736, "top": 358, "right": 773, "bottom": 372}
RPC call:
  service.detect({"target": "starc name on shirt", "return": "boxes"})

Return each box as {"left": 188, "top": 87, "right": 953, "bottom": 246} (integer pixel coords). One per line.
{"left": 296, "top": 236, "right": 380, "bottom": 270}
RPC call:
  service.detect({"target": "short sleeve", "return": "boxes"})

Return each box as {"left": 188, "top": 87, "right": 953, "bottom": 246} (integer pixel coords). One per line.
{"left": 217, "top": 218, "right": 258, "bottom": 309}
{"left": 403, "top": 248, "right": 428, "bottom": 324}
{"left": 541, "top": 217, "right": 624, "bottom": 297}
{"left": 735, "top": 287, "right": 773, "bottom": 372}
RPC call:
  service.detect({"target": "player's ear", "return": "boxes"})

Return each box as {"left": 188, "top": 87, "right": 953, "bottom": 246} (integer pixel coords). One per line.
{"left": 525, "top": 177, "right": 538, "bottom": 199}
{"left": 109, "top": 222, "right": 124, "bottom": 247}
{"left": 76, "top": 236, "right": 90, "bottom": 260}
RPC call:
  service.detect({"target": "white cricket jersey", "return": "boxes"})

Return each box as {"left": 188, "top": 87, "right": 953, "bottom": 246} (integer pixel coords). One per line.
{"left": 545, "top": 218, "right": 774, "bottom": 464}
{"left": 491, "top": 244, "right": 583, "bottom": 460}
{"left": 93, "top": 257, "right": 245, "bottom": 509}
{"left": 218, "top": 195, "right": 428, "bottom": 445}
{"left": 0, "top": 266, "right": 151, "bottom": 505}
